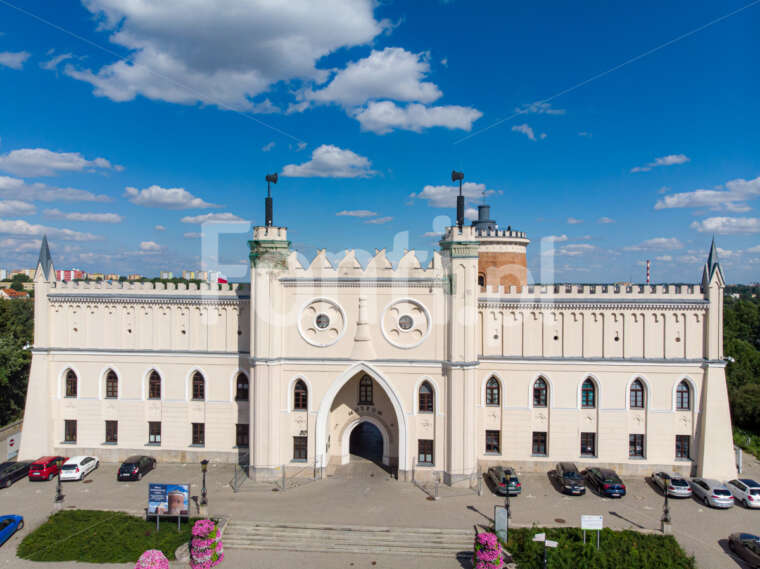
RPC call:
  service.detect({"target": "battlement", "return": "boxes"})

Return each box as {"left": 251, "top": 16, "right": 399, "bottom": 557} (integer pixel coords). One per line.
{"left": 479, "top": 283, "right": 705, "bottom": 301}
{"left": 282, "top": 248, "right": 444, "bottom": 279}
{"left": 475, "top": 228, "right": 529, "bottom": 240}
{"left": 50, "top": 280, "right": 249, "bottom": 294}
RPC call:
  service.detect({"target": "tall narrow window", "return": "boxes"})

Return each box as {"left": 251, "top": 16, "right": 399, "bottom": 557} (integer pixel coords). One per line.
{"left": 294, "top": 380, "right": 308, "bottom": 410}
{"left": 676, "top": 380, "right": 691, "bottom": 410}
{"left": 485, "top": 430, "right": 500, "bottom": 454}
{"left": 192, "top": 371, "right": 205, "bottom": 401}
{"left": 192, "top": 423, "right": 205, "bottom": 446}
{"left": 235, "top": 373, "right": 249, "bottom": 402}
{"left": 293, "top": 436, "right": 307, "bottom": 461}
{"left": 581, "top": 379, "right": 596, "bottom": 409}
{"left": 418, "top": 439, "right": 434, "bottom": 465}
{"left": 236, "top": 424, "right": 249, "bottom": 447}
{"left": 148, "top": 371, "right": 161, "bottom": 400}
{"left": 532, "top": 432, "right": 547, "bottom": 456}
{"left": 359, "top": 375, "right": 373, "bottom": 405}
{"left": 105, "top": 420, "right": 118, "bottom": 443}
{"left": 533, "top": 378, "right": 548, "bottom": 408}
{"left": 65, "top": 369, "right": 77, "bottom": 398}
{"left": 148, "top": 422, "right": 161, "bottom": 444}
{"left": 418, "top": 381, "right": 434, "bottom": 412}
{"left": 486, "top": 377, "right": 500, "bottom": 406}
{"left": 629, "top": 434, "right": 645, "bottom": 457}
{"left": 675, "top": 435, "right": 690, "bottom": 459}
{"left": 105, "top": 369, "right": 118, "bottom": 399}
{"left": 630, "top": 379, "right": 645, "bottom": 409}
{"left": 64, "top": 420, "right": 77, "bottom": 443}
{"left": 580, "top": 432, "right": 596, "bottom": 457}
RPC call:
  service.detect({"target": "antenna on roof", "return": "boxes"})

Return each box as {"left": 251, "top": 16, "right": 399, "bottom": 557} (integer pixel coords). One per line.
{"left": 451, "top": 170, "right": 464, "bottom": 229}
{"left": 265, "top": 173, "right": 278, "bottom": 227}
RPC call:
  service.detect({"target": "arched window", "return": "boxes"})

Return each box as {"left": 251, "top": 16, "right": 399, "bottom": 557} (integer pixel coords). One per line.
{"left": 478, "top": 274, "right": 485, "bottom": 288}
{"left": 419, "top": 381, "right": 434, "bottom": 412}
{"left": 359, "top": 375, "right": 373, "bottom": 405}
{"left": 533, "top": 378, "right": 548, "bottom": 408}
{"left": 581, "top": 378, "right": 596, "bottom": 408}
{"left": 65, "top": 369, "right": 77, "bottom": 398}
{"left": 630, "top": 379, "right": 645, "bottom": 409}
{"left": 235, "top": 373, "right": 249, "bottom": 402}
{"left": 148, "top": 370, "right": 161, "bottom": 400}
{"left": 676, "top": 380, "right": 691, "bottom": 410}
{"left": 105, "top": 369, "right": 118, "bottom": 399}
{"left": 192, "top": 371, "right": 205, "bottom": 401}
{"left": 294, "top": 379, "right": 308, "bottom": 410}
{"left": 486, "top": 377, "right": 500, "bottom": 406}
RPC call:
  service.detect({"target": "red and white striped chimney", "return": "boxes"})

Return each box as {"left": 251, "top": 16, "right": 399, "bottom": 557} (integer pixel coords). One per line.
{"left": 646, "top": 259, "right": 650, "bottom": 284}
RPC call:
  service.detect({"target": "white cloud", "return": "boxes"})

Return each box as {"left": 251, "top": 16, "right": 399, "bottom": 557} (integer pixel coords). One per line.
{"left": 631, "top": 153, "right": 690, "bottom": 173}
{"left": 139, "top": 241, "right": 162, "bottom": 251}
{"left": 303, "top": 48, "right": 441, "bottom": 108}
{"left": 124, "top": 185, "right": 218, "bottom": 209}
{"left": 180, "top": 212, "right": 247, "bottom": 224}
{"left": 556, "top": 243, "right": 595, "bottom": 256}
{"left": 43, "top": 209, "right": 123, "bottom": 223}
{"left": 0, "top": 237, "right": 42, "bottom": 253}
{"left": 543, "top": 234, "right": 568, "bottom": 243}
{"left": 337, "top": 210, "right": 376, "bottom": 217}
{"left": 261, "top": 141, "right": 275, "bottom": 152}
{"left": 353, "top": 101, "right": 482, "bottom": 134}
{"left": 0, "top": 176, "right": 110, "bottom": 202}
{"left": 655, "top": 176, "right": 760, "bottom": 212}
{"left": 690, "top": 216, "right": 760, "bottom": 234}
{"left": 282, "top": 145, "right": 375, "bottom": 178}
{"left": 0, "top": 51, "right": 30, "bottom": 70}
{"left": 746, "top": 245, "right": 760, "bottom": 254}
{"left": 0, "top": 147, "right": 122, "bottom": 177}
{"left": 364, "top": 216, "right": 393, "bottom": 224}
{"left": 597, "top": 217, "right": 615, "bottom": 224}
{"left": 578, "top": 131, "right": 592, "bottom": 138}
{"left": 655, "top": 255, "right": 673, "bottom": 262}
{"left": 0, "top": 200, "right": 36, "bottom": 216}
{"left": 511, "top": 123, "right": 536, "bottom": 141}
{"left": 423, "top": 231, "right": 442, "bottom": 238}
{"left": 567, "top": 217, "right": 583, "bottom": 224}
{"left": 409, "top": 181, "right": 496, "bottom": 208}
{"left": 154, "top": 225, "right": 166, "bottom": 231}
{"left": 515, "top": 102, "right": 565, "bottom": 115}
{"left": 623, "top": 237, "right": 684, "bottom": 251}
{"left": 464, "top": 207, "right": 478, "bottom": 221}
{"left": 0, "top": 218, "right": 99, "bottom": 241}
{"left": 40, "top": 53, "right": 73, "bottom": 71}
{"left": 440, "top": 58, "right": 448, "bottom": 67}
{"left": 184, "top": 232, "right": 202, "bottom": 239}
{"left": 64, "top": 0, "right": 387, "bottom": 110}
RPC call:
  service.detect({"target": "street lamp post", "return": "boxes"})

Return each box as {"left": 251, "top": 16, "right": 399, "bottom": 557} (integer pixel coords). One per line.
{"left": 504, "top": 486, "right": 511, "bottom": 519}
{"left": 661, "top": 485, "right": 672, "bottom": 534}
{"left": 200, "top": 460, "right": 209, "bottom": 506}
{"left": 55, "top": 458, "right": 64, "bottom": 504}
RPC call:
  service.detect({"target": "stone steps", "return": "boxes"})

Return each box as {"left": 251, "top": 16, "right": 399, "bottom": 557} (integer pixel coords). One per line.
{"left": 223, "top": 521, "right": 474, "bottom": 557}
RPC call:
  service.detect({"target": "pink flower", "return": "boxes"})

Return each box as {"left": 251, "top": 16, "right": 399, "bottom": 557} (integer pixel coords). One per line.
{"left": 134, "top": 549, "right": 169, "bottom": 569}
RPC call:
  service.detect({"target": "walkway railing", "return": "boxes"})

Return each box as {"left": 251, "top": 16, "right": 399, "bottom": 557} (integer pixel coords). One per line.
{"left": 231, "top": 454, "right": 324, "bottom": 493}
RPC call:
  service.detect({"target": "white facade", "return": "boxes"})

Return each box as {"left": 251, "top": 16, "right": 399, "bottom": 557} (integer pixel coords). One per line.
{"left": 19, "top": 224, "right": 737, "bottom": 482}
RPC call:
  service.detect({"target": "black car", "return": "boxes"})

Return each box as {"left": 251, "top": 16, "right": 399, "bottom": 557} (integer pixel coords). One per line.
{"left": 729, "top": 533, "right": 760, "bottom": 569}
{"left": 0, "top": 462, "right": 31, "bottom": 489}
{"left": 486, "top": 466, "right": 522, "bottom": 496}
{"left": 555, "top": 462, "right": 586, "bottom": 495}
{"left": 117, "top": 455, "right": 156, "bottom": 481}
{"left": 584, "top": 467, "right": 627, "bottom": 498}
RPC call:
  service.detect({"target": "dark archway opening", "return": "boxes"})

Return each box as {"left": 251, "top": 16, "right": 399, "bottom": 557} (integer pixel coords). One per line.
{"left": 349, "top": 422, "right": 383, "bottom": 462}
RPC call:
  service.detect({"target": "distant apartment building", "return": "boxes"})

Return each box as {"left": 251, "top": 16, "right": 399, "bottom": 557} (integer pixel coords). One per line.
{"left": 105, "top": 274, "right": 120, "bottom": 281}
{"left": 160, "top": 271, "right": 173, "bottom": 279}
{"left": 197, "top": 271, "right": 209, "bottom": 281}
{"left": 182, "top": 270, "right": 196, "bottom": 280}
{"left": 127, "top": 274, "right": 143, "bottom": 281}
{"left": 87, "top": 273, "right": 105, "bottom": 281}
{"left": 11, "top": 269, "right": 36, "bottom": 279}
{"left": 56, "top": 269, "right": 86, "bottom": 282}
{"left": 0, "top": 269, "right": 8, "bottom": 281}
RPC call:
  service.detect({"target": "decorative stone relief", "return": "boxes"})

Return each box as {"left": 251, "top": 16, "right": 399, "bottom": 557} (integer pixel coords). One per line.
{"left": 297, "top": 297, "right": 346, "bottom": 347}
{"left": 381, "top": 298, "right": 431, "bottom": 349}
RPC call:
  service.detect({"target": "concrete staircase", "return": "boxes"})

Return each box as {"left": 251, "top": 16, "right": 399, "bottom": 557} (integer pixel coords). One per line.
{"left": 223, "top": 520, "right": 474, "bottom": 558}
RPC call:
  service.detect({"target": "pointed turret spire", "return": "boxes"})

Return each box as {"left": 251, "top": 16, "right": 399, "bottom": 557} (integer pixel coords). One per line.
{"left": 702, "top": 235, "right": 724, "bottom": 286}
{"left": 707, "top": 235, "right": 719, "bottom": 273}
{"left": 35, "top": 235, "right": 54, "bottom": 282}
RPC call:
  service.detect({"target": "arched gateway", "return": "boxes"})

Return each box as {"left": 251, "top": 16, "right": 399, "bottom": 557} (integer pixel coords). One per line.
{"left": 315, "top": 363, "right": 408, "bottom": 473}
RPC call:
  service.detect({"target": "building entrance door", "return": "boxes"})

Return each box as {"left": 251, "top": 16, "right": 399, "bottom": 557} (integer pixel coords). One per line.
{"left": 349, "top": 421, "right": 383, "bottom": 462}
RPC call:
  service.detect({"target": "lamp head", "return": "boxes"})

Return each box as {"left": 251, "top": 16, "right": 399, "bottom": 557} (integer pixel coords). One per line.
{"left": 265, "top": 173, "right": 278, "bottom": 185}
{"left": 451, "top": 170, "right": 464, "bottom": 183}
{"left": 201, "top": 459, "right": 209, "bottom": 472}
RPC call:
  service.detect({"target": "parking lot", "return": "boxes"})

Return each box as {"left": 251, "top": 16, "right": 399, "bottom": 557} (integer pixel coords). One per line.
{"left": 1, "top": 456, "right": 759, "bottom": 568}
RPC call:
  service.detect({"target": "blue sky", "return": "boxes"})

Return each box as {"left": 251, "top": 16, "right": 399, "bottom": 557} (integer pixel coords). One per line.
{"left": 0, "top": 0, "right": 757, "bottom": 283}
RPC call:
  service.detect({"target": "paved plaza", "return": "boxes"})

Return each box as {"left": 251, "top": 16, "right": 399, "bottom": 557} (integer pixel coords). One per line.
{"left": 1, "top": 455, "right": 759, "bottom": 568}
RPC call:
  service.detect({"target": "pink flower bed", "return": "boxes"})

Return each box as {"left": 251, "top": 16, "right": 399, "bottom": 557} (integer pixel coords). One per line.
{"left": 190, "top": 519, "right": 224, "bottom": 569}
{"left": 473, "top": 531, "right": 504, "bottom": 569}
{"left": 134, "top": 549, "right": 169, "bottom": 569}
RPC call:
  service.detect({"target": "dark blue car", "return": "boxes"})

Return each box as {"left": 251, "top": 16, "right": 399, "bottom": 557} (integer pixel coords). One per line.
{"left": 0, "top": 515, "right": 23, "bottom": 547}
{"left": 584, "top": 467, "right": 627, "bottom": 498}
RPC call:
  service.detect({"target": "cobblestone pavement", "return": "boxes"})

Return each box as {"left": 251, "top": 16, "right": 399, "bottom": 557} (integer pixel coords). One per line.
{"left": 1, "top": 455, "right": 759, "bottom": 568}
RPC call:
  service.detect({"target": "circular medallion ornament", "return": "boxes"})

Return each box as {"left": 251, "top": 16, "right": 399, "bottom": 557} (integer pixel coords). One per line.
{"left": 298, "top": 298, "right": 346, "bottom": 347}
{"left": 381, "top": 298, "right": 431, "bottom": 349}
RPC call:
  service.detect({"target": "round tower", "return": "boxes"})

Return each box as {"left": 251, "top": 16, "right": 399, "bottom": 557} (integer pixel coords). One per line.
{"left": 472, "top": 205, "right": 529, "bottom": 289}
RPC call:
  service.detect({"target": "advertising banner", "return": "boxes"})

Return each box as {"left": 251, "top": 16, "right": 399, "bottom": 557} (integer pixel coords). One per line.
{"left": 148, "top": 483, "right": 190, "bottom": 517}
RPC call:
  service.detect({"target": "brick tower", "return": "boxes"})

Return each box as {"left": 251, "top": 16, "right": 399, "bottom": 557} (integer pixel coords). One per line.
{"left": 471, "top": 204, "right": 529, "bottom": 289}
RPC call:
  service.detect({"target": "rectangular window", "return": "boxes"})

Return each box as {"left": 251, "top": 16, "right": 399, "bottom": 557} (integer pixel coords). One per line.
{"left": 629, "top": 434, "right": 645, "bottom": 458}
{"left": 532, "top": 432, "right": 547, "bottom": 456}
{"left": 236, "top": 424, "right": 249, "bottom": 447}
{"left": 192, "top": 423, "right": 205, "bottom": 446}
{"left": 675, "top": 435, "right": 690, "bottom": 459}
{"left": 485, "top": 430, "right": 500, "bottom": 454}
{"left": 293, "top": 436, "right": 307, "bottom": 461}
{"left": 418, "top": 439, "right": 434, "bottom": 465}
{"left": 105, "top": 420, "right": 118, "bottom": 444}
{"left": 580, "top": 432, "right": 596, "bottom": 457}
{"left": 64, "top": 420, "right": 77, "bottom": 443}
{"left": 148, "top": 422, "right": 161, "bottom": 444}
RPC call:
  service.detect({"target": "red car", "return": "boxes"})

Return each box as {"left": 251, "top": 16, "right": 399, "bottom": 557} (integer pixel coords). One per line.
{"left": 28, "top": 456, "right": 67, "bottom": 481}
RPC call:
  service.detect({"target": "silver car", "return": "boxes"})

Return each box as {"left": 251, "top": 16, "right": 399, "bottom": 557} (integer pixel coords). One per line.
{"left": 652, "top": 471, "right": 692, "bottom": 498}
{"left": 726, "top": 479, "right": 760, "bottom": 509}
{"left": 690, "top": 477, "right": 734, "bottom": 508}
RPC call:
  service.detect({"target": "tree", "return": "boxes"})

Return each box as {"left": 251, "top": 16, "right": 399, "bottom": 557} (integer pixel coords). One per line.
{"left": 10, "top": 273, "right": 31, "bottom": 292}
{"left": 0, "top": 298, "right": 33, "bottom": 425}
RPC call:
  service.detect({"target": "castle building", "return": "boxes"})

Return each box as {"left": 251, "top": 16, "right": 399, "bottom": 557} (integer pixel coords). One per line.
{"left": 19, "top": 203, "right": 737, "bottom": 483}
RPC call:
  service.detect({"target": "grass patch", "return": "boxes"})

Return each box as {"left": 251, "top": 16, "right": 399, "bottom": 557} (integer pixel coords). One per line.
{"left": 734, "top": 426, "right": 760, "bottom": 460}
{"left": 17, "top": 510, "right": 195, "bottom": 563}
{"left": 506, "top": 527, "right": 695, "bottom": 569}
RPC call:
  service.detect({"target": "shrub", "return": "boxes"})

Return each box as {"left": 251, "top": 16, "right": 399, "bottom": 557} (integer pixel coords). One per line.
{"left": 135, "top": 549, "right": 169, "bottom": 569}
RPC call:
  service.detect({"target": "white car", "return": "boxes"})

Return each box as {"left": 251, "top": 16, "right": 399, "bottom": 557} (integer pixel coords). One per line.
{"left": 59, "top": 456, "right": 99, "bottom": 481}
{"left": 726, "top": 479, "right": 760, "bottom": 509}
{"left": 652, "top": 471, "right": 692, "bottom": 498}
{"left": 690, "top": 477, "right": 734, "bottom": 508}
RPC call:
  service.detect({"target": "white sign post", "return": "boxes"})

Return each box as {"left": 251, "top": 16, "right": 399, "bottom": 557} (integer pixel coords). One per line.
{"left": 494, "top": 506, "right": 508, "bottom": 543}
{"left": 581, "top": 515, "right": 603, "bottom": 549}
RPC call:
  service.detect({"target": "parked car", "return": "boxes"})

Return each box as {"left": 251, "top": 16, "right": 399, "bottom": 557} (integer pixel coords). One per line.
{"left": 0, "top": 461, "right": 31, "bottom": 488}
{"left": 726, "top": 479, "right": 760, "bottom": 509}
{"left": 0, "top": 515, "right": 23, "bottom": 547}
{"left": 690, "top": 478, "right": 734, "bottom": 508}
{"left": 28, "top": 456, "right": 67, "bottom": 481}
{"left": 486, "top": 466, "right": 522, "bottom": 496}
{"left": 60, "top": 456, "right": 99, "bottom": 482}
{"left": 728, "top": 533, "right": 760, "bottom": 568}
{"left": 651, "top": 471, "right": 692, "bottom": 498}
{"left": 117, "top": 455, "right": 156, "bottom": 481}
{"left": 555, "top": 462, "right": 586, "bottom": 495}
{"left": 584, "top": 467, "right": 626, "bottom": 498}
